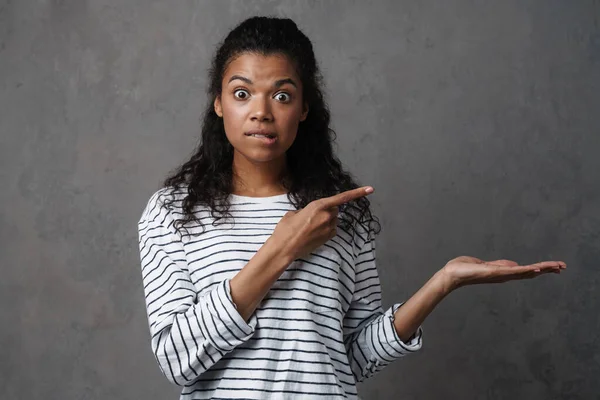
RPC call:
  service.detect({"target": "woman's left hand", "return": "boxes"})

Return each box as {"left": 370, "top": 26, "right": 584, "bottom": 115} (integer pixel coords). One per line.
{"left": 441, "top": 256, "right": 567, "bottom": 291}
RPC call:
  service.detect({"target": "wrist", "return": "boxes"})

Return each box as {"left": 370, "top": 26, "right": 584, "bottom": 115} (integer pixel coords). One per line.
{"left": 435, "top": 266, "right": 459, "bottom": 294}
{"left": 264, "top": 235, "right": 296, "bottom": 267}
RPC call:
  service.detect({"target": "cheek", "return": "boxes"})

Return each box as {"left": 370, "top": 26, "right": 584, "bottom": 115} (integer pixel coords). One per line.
{"left": 221, "top": 105, "right": 245, "bottom": 135}
{"left": 280, "top": 107, "right": 304, "bottom": 128}
{"left": 222, "top": 103, "right": 242, "bottom": 122}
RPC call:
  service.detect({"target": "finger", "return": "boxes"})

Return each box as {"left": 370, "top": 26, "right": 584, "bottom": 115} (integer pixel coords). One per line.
{"left": 546, "top": 260, "right": 568, "bottom": 269}
{"left": 491, "top": 261, "right": 562, "bottom": 274}
{"left": 527, "top": 268, "right": 561, "bottom": 278}
{"left": 329, "top": 216, "right": 338, "bottom": 230}
{"left": 492, "top": 264, "right": 545, "bottom": 276}
{"left": 511, "top": 264, "right": 561, "bottom": 275}
{"left": 496, "top": 267, "right": 560, "bottom": 282}
{"left": 525, "top": 261, "right": 566, "bottom": 271}
{"left": 328, "top": 210, "right": 339, "bottom": 224}
{"left": 319, "top": 186, "right": 374, "bottom": 209}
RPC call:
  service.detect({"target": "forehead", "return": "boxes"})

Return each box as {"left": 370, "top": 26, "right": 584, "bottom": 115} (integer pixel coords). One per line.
{"left": 223, "top": 53, "right": 300, "bottom": 83}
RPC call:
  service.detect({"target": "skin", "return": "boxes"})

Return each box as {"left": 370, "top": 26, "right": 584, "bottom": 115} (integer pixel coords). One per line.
{"left": 214, "top": 52, "right": 308, "bottom": 197}
{"left": 214, "top": 52, "right": 567, "bottom": 341}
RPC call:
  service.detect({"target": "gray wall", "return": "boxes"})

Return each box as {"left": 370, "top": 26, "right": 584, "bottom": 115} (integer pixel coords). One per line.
{"left": 1, "top": 0, "right": 598, "bottom": 399}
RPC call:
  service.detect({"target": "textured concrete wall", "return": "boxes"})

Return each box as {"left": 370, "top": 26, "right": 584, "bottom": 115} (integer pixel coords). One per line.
{"left": 1, "top": 0, "right": 599, "bottom": 399}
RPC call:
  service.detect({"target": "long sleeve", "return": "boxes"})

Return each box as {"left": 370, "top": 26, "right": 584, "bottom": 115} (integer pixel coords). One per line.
{"left": 343, "top": 225, "right": 423, "bottom": 382}
{"left": 137, "top": 190, "right": 258, "bottom": 386}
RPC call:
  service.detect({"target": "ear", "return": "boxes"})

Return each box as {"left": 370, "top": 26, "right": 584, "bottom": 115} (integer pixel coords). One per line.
{"left": 214, "top": 96, "right": 223, "bottom": 117}
{"left": 300, "top": 102, "right": 309, "bottom": 122}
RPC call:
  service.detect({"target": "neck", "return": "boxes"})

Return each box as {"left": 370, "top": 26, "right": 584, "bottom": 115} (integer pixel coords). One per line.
{"left": 231, "top": 152, "right": 289, "bottom": 197}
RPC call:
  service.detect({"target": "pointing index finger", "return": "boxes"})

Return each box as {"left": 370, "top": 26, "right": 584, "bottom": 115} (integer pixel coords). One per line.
{"left": 320, "top": 187, "right": 374, "bottom": 209}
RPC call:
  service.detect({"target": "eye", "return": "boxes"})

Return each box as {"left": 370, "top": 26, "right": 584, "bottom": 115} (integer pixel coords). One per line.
{"left": 274, "top": 92, "right": 291, "bottom": 103}
{"left": 233, "top": 89, "right": 250, "bottom": 100}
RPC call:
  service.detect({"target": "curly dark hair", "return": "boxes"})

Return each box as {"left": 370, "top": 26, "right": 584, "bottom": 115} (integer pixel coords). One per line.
{"left": 163, "top": 16, "right": 381, "bottom": 240}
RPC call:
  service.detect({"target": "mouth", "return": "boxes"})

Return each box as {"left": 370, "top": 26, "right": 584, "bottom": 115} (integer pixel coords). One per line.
{"left": 244, "top": 130, "right": 277, "bottom": 139}
{"left": 244, "top": 130, "right": 278, "bottom": 144}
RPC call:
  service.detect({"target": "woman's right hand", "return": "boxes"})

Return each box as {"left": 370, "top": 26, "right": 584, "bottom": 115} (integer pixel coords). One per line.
{"left": 230, "top": 186, "right": 375, "bottom": 321}
{"left": 271, "top": 186, "right": 374, "bottom": 261}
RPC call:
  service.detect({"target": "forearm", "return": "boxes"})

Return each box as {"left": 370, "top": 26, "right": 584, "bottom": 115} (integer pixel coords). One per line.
{"left": 393, "top": 268, "right": 453, "bottom": 341}
{"left": 230, "top": 235, "right": 294, "bottom": 320}
{"left": 150, "top": 280, "right": 255, "bottom": 386}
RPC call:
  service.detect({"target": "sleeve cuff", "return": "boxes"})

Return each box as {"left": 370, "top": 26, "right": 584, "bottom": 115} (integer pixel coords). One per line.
{"left": 206, "top": 279, "right": 257, "bottom": 351}
{"left": 382, "top": 303, "right": 423, "bottom": 355}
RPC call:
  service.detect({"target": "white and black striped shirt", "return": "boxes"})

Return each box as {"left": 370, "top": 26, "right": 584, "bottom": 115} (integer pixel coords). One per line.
{"left": 138, "top": 188, "right": 423, "bottom": 399}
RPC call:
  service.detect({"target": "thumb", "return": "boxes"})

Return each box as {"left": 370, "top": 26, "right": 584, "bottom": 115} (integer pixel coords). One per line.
{"left": 484, "top": 259, "right": 519, "bottom": 267}
{"left": 454, "top": 256, "right": 484, "bottom": 264}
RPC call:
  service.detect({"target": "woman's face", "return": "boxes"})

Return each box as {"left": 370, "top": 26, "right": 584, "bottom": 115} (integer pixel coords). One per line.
{"left": 214, "top": 52, "right": 308, "bottom": 164}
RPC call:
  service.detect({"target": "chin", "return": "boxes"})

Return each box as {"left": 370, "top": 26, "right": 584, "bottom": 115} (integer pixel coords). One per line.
{"left": 238, "top": 149, "right": 284, "bottom": 163}
{"left": 250, "top": 153, "right": 283, "bottom": 163}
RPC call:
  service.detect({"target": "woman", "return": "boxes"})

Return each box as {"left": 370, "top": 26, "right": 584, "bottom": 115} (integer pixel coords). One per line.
{"left": 138, "top": 16, "right": 566, "bottom": 399}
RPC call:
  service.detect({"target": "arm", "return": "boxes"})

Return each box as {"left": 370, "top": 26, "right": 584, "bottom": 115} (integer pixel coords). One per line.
{"left": 229, "top": 234, "right": 294, "bottom": 320}
{"left": 393, "top": 269, "right": 451, "bottom": 342}
{"left": 393, "top": 255, "right": 567, "bottom": 341}
{"left": 343, "top": 226, "right": 423, "bottom": 382}
{"left": 138, "top": 191, "right": 293, "bottom": 386}
{"left": 139, "top": 186, "right": 383, "bottom": 385}
{"left": 231, "top": 186, "right": 382, "bottom": 320}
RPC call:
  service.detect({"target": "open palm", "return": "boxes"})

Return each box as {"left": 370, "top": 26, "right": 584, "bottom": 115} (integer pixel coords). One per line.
{"left": 443, "top": 256, "right": 566, "bottom": 289}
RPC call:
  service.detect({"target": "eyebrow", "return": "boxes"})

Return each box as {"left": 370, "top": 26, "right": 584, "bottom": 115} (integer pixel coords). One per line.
{"left": 228, "top": 75, "right": 297, "bottom": 88}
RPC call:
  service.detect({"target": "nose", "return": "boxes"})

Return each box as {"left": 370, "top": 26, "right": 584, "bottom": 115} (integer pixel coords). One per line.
{"left": 250, "top": 96, "right": 274, "bottom": 122}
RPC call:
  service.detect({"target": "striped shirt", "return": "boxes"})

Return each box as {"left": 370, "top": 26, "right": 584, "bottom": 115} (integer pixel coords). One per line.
{"left": 138, "top": 187, "right": 423, "bottom": 399}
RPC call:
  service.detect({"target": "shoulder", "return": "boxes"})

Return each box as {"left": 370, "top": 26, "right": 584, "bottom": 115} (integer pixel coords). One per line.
{"left": 139, "top": 185, "right": 188, "bottom": 226}
{"left": 350, "top": 216, "right": 376, "bottom": 253}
